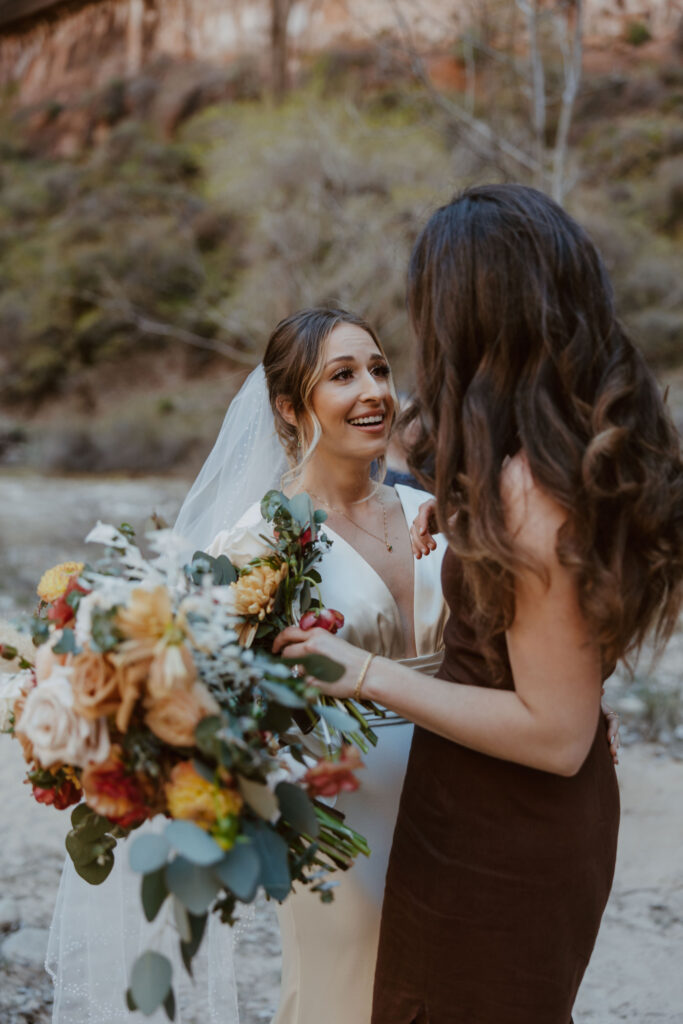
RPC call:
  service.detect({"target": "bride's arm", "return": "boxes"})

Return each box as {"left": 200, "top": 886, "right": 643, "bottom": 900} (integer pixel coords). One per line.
{"left": 274, "top": 468, "right": 604, "bottom": 778}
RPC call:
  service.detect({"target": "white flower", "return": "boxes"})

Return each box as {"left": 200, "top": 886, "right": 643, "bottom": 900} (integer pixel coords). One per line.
{"left": 16, "top": 667, "right": 110, "bottom": 768}
{"left": 206, "top": 519, "right": 275, "bottom": 570}
{"left": 0, "top": 670, "right": 33, "bottom": 732}
{"left": 73, "top": 582, "right": 132, "bottom": 649}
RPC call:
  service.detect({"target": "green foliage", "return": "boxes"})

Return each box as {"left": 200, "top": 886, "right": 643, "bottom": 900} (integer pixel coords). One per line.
{"left": 624, "top": 21, "right": 652, "bottom": 47}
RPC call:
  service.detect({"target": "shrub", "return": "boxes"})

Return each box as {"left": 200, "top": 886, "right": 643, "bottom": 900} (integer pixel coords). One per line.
{"left": 624, "top": 21, "right": 652, "bottom": 47}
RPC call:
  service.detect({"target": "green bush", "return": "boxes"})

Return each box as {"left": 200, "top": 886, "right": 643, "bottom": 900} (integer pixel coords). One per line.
{"left": 624, "top": 21, "right": 652, "bottom": 47}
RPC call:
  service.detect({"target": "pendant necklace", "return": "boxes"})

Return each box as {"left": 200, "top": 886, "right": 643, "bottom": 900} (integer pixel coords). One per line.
{"left": 308, "top": 488, "right": 393, "bottom": 553}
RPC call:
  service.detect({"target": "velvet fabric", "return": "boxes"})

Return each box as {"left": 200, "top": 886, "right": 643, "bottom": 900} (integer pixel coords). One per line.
{"left": 372, "top": 546, "right": 620, "bottom": 1024}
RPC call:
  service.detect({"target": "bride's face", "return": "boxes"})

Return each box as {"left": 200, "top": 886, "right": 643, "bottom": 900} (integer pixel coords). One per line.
{"left": 309, "top": 323, "right": 395, "bottom": 462}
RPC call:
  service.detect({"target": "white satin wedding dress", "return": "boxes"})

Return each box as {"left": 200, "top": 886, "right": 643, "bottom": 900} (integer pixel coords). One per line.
{"left": 210, "top": 484, "right": 448, "bottom": 1024}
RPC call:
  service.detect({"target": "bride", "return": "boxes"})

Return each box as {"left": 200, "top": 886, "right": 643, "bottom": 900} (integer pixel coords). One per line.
{"left": 200, "top": 306, "right": 449, "bottom": 1024}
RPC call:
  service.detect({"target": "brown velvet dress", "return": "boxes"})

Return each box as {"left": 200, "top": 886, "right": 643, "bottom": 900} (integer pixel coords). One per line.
{"left": 371, "top": 547, "right": 620, "bottom": 1024}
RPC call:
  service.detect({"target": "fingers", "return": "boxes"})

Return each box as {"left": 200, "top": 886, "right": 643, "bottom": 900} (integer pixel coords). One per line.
{"left": 411, "top": 500, "right": 438, "bottom": 559}
{"left": 272, "top": 625, "right": 310, "bottom": 655}
{"left": 604, "top": 708, "right": 620, "bottom": 766}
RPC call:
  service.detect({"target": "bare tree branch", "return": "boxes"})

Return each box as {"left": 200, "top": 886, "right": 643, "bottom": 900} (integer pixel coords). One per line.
{"left": 385, "top": 0, "right": 542, "bottom": 178}
{"left": 551, "top": 0, "right": 583, "bottom": 202}
{"left": 517, "top": 0, "right": 547, "bottom": 186}
{"left": 75, "top": 288, "right": 259, "bottom": 367}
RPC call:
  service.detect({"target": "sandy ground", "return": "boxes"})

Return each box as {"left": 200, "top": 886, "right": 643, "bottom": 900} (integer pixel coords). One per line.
{"left": 1, "top": 733, "right": 682, "bottom": 1023}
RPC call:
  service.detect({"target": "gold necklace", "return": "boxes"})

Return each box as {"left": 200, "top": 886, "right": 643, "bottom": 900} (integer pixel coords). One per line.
{"left": 308, "top": 488, "right": 393, "bottom": 553}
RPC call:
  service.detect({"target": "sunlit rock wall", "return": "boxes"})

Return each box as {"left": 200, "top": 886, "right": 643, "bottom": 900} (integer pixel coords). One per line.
{"left": 0, "top": 0, "right": 679, "bottom": 107}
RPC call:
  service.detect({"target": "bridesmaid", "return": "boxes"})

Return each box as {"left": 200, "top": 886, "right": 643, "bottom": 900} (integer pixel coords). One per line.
{"left": 274, "top": 186, "right": 683, "bottom": 1023}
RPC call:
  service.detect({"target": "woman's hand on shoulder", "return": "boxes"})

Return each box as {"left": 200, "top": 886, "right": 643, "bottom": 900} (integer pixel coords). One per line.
{"left": 410, "top": 499, "right": 439, "bottom": 559}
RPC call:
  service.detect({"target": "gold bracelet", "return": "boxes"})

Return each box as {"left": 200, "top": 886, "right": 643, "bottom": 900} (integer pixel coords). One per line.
{"left": 352, "top": 652, "right": 375, "bottom": 703}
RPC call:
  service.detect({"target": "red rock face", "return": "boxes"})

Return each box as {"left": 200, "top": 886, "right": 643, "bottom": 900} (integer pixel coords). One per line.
{"left": 0, "top": 0, "right": 678, "bottom": 108}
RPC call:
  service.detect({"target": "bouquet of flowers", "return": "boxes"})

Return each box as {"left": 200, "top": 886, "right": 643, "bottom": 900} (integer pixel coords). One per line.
{"left": 0, "top": 491, "right": 372, "bottom": 1019}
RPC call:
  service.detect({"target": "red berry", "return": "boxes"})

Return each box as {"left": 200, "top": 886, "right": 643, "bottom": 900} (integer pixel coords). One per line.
{"left": 299, "top": 608, "right": 345, "bottom": 634}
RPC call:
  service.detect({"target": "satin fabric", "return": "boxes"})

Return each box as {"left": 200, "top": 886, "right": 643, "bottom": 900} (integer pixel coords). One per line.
{"left": 211, "top": 485, "right": 448, "bottom": 1024}
{"left": 272, "top": 486, "right": 448, "bottom": 1024}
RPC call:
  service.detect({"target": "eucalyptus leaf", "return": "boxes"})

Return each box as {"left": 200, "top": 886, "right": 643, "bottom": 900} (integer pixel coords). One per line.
{"left": 53, "top": 628, "right": 77, "bottom": 655}
{"left": 289, "top": 493, "right": 314, "bottom": 530}
{"left": 299, "top": 581, "right": 311, "bottom": 614}
{"left": 129, "top": 834, "right": 170, "bottom": 874}
{"left": 70, "top": 803, "right": 91, "bottom": 828}
{"left": 141, "top": 868, "right": 168, "bottom": 922}
{"left": 297, "top": 654, "right": 345, "bottom": 683}
{"left": 212, "top": 554, "right": 237, "bottom": 586}
{"left": 194, "top": 716, "right": 222, "bottom": 759}
{"left": 165, "top": 856, "right": 221, "bottom": 915}
{"left": 165, "top": 821, "right": 224, "bottom": 867}
{"left": 258, "top": 679, "right": 307, "bottom": 709}
{"left": 276, "top": 781, "right": 319, "bottom": 837}
{"left": 237, "top": 776, "right": 278, "bottom": 821}
{"left": 130, "top": 951, "right": 172, "bottom": 1016}
{"left": 243, "top": 820, "right": 291, "bottom": 901}
{"left": 261, "top": 490, "right": 290, "bottom": 520}
{"left": 180, "top": 912, "right": 207, "bottom": 977}
{"left": 212, "top": 840, "right": 261, "bottom": 902}
{"left": 192, "top": 759, "right": 216, "bottom": 784}
{"left": 316, "top": 704, "right": 359, "bottom": 735}
{"left": 73, "top": 850, "right": 115, "bottom": 885}
{"left": 163, "top": 988, "right": 176, "bottom": 1022}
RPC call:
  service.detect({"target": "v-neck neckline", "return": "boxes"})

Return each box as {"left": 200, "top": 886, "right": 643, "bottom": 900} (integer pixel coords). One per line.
{"left": 321, "top": 486, "right": 418, "bottom": 658}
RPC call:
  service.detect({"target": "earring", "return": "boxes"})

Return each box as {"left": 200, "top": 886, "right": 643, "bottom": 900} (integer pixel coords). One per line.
{"left": 297, "top": 434, "right": 302, "bottom": 449}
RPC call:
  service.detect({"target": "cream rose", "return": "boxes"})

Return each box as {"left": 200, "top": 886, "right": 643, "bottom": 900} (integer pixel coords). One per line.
{"left": 0, "top": 670, "right": 33, "bottom": 732}
{"left": 15, "top": 667, "right": 111, "bottom": 768}
{"left": 205, "top": 518, "right": 275, "bottom": 570}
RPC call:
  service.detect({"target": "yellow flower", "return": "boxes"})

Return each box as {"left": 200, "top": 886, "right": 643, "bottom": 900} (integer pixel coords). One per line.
{"left": 231, "top": 563, "right": 288, "bottom": 620}
{"left": 166, "top": 761, "right": 243, "bottom": 838}
{"left": 37, "top": 562, "right": 84, "bottom": 603}
{"left": 115, "top": 587, "right": 175, "bottom": 663}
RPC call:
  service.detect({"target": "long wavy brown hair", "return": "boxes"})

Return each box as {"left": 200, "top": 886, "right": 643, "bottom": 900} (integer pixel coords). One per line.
{"left": 402, "top": 184, "right": 683, "bottom": 675}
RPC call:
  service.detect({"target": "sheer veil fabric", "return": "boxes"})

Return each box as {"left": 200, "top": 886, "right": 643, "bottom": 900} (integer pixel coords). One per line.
{"left": 47, "top": 365, "right": 287, "bottom": 1023}
{"left": 173, "top": 364, "right": 290, "bottom": 556}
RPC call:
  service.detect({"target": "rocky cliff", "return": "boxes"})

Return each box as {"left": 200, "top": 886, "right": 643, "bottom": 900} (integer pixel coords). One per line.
{"left": 0, "top": 0, "right": 680, "bottom": 107}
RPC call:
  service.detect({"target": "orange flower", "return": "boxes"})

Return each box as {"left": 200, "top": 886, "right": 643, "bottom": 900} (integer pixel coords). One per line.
{"left": 81, "top": 745, "right": 153, "bottom": 827}
{"left": 144, "top": 681, "right": 219, "bottom": 747}
{"left": 147, "top": 644, "right": 197, "bottom": 699}
{"left": 111, "top": 657, "right": 152, "bottom": 734}
{"left": 303, "top": 744, "right": 364, "bottom": 799}
{"left": 115, "top": 587, "right": 175, "bottom": 663}
{"left": 166, "top": 761, "right": 243, "bottom": 831}
{"left": 231, "top": 563, "right": 288, "bottom": 620}
{"left": 71, "top": 648, "right": 121, "bottom": 720}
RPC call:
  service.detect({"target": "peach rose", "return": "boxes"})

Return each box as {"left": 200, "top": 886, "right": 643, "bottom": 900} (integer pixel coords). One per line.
{"left": 144, "top": 681, "right": 219, "bottom": 747}
{"left": 35, "top": 643, "right": 64, "bottom": 684}
{"left": 111, "top": 657, "right": 152, "bottom": 734}
{"left": 147, "top": 644, "right": 196, "bottom": 699}
{"left": 15, "top": 667, "right": 110, "bottom": 769}
{"left": 71, "top": 648, "right": 121, "bottom": 721}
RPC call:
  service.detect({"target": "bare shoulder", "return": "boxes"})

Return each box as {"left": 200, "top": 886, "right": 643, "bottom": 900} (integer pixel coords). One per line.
{"left": 500, "top": 452, "right": 568, "bottom": 565}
